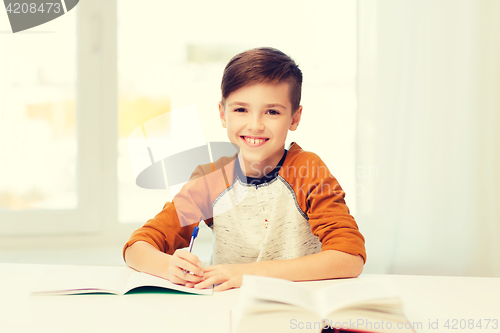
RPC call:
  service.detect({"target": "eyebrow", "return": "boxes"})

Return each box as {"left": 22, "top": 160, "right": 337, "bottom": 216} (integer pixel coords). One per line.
{"left": 229, "top": 102, "right": 288, "bottom": 110}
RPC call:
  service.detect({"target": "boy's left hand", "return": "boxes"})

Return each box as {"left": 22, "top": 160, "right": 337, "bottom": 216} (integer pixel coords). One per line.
{"left": 193, "top": 263, "right": 249, "bottom": 292}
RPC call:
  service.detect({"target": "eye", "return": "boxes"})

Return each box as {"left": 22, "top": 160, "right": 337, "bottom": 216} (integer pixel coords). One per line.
{"left": 234, "top": 108, "right": 247, "bottom": 113}
{"left": 266, "top": 109, "right": 280, "bottom": 115}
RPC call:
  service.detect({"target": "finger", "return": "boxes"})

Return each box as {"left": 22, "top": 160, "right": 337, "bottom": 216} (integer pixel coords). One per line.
{"left": 199, "top": 269, "right": 217, "bottom": 279}
{"left": 200, "top": 265, "right": 218, "bottom": 273}
{"left": 175, "top": 250, "right": 202, "bottom": 267}
{"left": 171, "top": 255, "right": 203, "bottom": 277}
{"left": 194, "top": 275, "right": 221, "bottom": 290}
{"left": 169, "top": 266, "right": 191, "bottom": 285}
{"left": 214, "top": 280, "right": 234, "bottom": 292}
{"left": 169, "top": 275, "right": 187, "bottom": 286}
{"left": 183, "top": 271, "right": 204, "bottom": 283}
{"left": 180, "top": 260, "right": 203, "bottom": 277}
{"left": 175, "top": 267, "right": 204, "bottom": 283}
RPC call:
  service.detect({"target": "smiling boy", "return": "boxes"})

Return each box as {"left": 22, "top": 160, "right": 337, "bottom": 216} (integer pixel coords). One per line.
{"left": 124, "top": 47, "right": 366, "bottom": 291}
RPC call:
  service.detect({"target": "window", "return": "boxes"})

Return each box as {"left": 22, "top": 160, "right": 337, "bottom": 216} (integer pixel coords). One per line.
{"left": 0, "top": 0, "right": 115, "bottom": 236}
{"left": 0, "top": 0, "right": 357, "bottom": 239}
{"left": 0, "top": 19, "right": 77, "bottom": 212}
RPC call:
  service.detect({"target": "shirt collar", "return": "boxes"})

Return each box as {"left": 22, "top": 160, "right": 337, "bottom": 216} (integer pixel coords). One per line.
{"left": 235, "top": 149, "right": 288, "bottom": 186}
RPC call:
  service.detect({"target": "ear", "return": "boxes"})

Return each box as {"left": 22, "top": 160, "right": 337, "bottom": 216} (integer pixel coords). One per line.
{"left": 219, "top": 101, "right": 227, "bottom": 128}
{"left": 289, "top": 105, "right": 302, "bottom": 131}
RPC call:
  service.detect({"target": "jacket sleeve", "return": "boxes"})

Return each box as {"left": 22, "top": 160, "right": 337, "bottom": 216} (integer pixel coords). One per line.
{"left": 298, "top": 152, "right": 366, "bottom": 262}
{"left": 122, "top": 164, "right": 213, "bottom": 259}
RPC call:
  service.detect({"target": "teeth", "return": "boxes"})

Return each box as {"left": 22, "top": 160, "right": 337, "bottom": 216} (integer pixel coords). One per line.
{"left": 245, "top": 137, "right": 264, "bottom": 144}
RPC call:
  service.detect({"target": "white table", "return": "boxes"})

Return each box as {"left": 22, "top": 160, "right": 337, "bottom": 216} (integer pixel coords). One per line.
{"left": 1, "top": 263, "right": 499, "bottom": 333}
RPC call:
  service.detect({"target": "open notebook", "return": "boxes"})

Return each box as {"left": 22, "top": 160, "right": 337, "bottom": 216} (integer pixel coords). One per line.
{"left": 31, "top": 265, "right": 212, "bottom": 295}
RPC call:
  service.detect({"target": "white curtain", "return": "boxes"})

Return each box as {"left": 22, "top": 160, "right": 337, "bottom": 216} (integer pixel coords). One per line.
{"left": 356, "top": 0, "right": 500, "bottom": 277}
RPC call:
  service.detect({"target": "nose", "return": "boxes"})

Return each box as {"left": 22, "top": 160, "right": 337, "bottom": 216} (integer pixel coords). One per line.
{"left": 247, "top": 114, "right": 264, "bottom": 131}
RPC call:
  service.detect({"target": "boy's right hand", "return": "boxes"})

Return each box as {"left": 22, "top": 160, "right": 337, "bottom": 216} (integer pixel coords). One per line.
{"left": 168, "top": 249, "right": 204, "bottom": 287}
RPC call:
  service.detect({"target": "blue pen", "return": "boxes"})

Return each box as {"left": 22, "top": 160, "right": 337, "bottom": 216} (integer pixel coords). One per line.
{"left": 188, "top": 226, "right": 199, "bottom": 253}
{"left": 184, "top": 226, "right": 199, "bottom": 275}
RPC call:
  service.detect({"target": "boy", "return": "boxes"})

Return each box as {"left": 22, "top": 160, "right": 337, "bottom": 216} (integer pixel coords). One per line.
{"left": 123, "top": 47, "right": 365, "bottom": 292}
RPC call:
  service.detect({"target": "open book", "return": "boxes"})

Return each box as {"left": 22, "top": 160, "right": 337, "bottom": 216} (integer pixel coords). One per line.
{"left": 31, "top": 265, "right": 212, "bottom": 296}
{"left": 233, "top": 275, "right": 416, "bottom": 333}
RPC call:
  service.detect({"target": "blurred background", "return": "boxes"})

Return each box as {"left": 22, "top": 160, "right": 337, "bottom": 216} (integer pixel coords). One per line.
{"left": 0, "top": 0, "right": 498, "bottom": 277}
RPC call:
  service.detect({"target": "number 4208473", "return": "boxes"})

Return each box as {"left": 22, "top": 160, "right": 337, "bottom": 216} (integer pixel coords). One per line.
{"left": 6, "top": 3, "right": 62, "bottom": 14}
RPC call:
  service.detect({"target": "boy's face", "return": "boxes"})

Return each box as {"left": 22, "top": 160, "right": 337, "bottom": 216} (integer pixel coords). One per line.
{"left": 219, "top": 82, "right": 302, "bottom": 177}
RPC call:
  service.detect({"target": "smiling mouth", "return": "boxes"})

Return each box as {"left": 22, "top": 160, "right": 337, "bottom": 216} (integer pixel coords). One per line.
{"left": 240, "top": 136, "right": 269, "bottom": 145}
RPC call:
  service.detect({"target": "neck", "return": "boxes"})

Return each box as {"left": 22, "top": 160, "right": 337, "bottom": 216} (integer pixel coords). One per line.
{"left": 238, "top": 150, "right": 285, "bottom": 179}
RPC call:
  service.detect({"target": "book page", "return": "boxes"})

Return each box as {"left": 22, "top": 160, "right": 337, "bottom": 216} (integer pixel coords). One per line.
{"left": 240, "top": 275, "right": 316, "bottom": 314}
{"left": 315, "top": 278, "right": 403, "bottom": 318}
{"left": 235, "top": 305, "right": 321, "bottom": 333}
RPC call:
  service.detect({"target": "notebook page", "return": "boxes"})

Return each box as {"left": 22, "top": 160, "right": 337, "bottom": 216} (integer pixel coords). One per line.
{"left": 125, "top": 269, "right": 213, "bottom": 295}
{"left": 31, "top": 265, "right": 131, "bottom": 295}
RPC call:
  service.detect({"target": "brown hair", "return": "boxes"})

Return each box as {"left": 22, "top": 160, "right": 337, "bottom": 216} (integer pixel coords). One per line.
{"left": 221, "top": 47, "right": 303, "bottom": 114}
